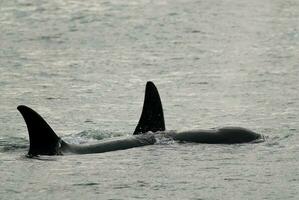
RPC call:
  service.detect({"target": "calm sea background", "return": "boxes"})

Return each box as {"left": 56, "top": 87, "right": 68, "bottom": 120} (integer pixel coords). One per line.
{"left": 1, "top": 0, "right": 299, "bottom": 199}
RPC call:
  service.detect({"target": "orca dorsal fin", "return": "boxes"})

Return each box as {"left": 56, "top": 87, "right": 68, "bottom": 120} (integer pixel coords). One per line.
{"left": 133, "top": 81, "right": 165, "bottom": 135}
{"left": 17, "top": 105, "right": 61, "bottom": 156}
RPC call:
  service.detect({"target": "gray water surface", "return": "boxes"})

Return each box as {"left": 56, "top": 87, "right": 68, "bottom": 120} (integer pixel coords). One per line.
{"left": 1, "top": 0, "right": 299, "bottom": 199}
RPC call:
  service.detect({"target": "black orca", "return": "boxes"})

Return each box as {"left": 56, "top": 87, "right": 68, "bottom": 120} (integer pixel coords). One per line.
{"left": 164, "top": 127, "right": 261, "bottom": 144}
{"left": 18, "top": 81, "right": 262, "bottom": 157}
{"left": 133, "top": 82, "right": 262, "bottom": 144}
{"left": 17, "top": 81, "right": 164, "bottom": 157}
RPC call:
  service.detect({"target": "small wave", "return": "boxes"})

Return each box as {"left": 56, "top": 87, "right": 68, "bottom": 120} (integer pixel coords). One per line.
{"left": 251, "top": 135, "right": 267, "bottom": 143}
{"left": 0, "top": 137, "right": 28, "bottom": 152}
{"left": 62, "top": 129, "right": 127, "bottom": 144}
{"left": 279, "top": 132, "right": 294, "bottom": 140}
{"left": 73, "top": 182, "right": 99, "bottom": 186}
{"left": 263, "top": 132, "right": 295, "bottom": 147}
{"left": 154, "top": 133, "right": 176, "bottom": 145}
{"left": 24, "top": 155, "right": 60, "bottom": 161}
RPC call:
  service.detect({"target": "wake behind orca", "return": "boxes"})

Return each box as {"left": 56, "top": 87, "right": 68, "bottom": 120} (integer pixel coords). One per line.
{"left": 18, "top": 82, "right": 262, "bottom": 157}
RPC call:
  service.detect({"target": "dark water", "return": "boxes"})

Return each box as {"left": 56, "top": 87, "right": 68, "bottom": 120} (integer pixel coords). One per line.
{"left": 1, "top": 0, "right": 299, "bottom": 199}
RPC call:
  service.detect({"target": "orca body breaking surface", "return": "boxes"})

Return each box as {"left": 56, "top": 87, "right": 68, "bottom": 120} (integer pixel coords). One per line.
{"left": 164, "top": 127, "right": 261, "bottom": 144}
{"left": 17, "top": 82, "right": 164, "bottom": 157}
{"left": 17, "top": 81, "right": 262, "bottom": 157}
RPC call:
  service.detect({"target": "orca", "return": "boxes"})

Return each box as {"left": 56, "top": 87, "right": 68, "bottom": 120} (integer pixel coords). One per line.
{"left": 17, "top": 81, "right": 165, "bottom": 157}
{"left": 18, "top": 81, "right": 262, "bottom": 157}
{"left": 133, "top": 84, "right": 262, "bottom": 144}
{"left": 162, "top": 127, "right": 262, "bottom": 144}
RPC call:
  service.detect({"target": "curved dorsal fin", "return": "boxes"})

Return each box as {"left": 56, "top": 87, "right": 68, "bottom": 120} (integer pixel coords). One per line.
{"left": 17, "top": 105, "right": 61, "bottom": 156}
{"left": 133, "top": 81, "right": 165, "bottom": 135}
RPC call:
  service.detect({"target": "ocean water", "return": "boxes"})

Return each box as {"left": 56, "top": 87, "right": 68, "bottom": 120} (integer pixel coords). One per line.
{"left": 1, "top": 0, "right": 299, "bottom": 199}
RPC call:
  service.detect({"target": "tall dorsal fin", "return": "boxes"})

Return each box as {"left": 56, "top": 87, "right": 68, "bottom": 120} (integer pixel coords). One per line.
{"left": 133, "top": 81, "right": 165, "bottom": 135}
{"left": 17, "top": 105, "right": 61, "bottom": 156}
